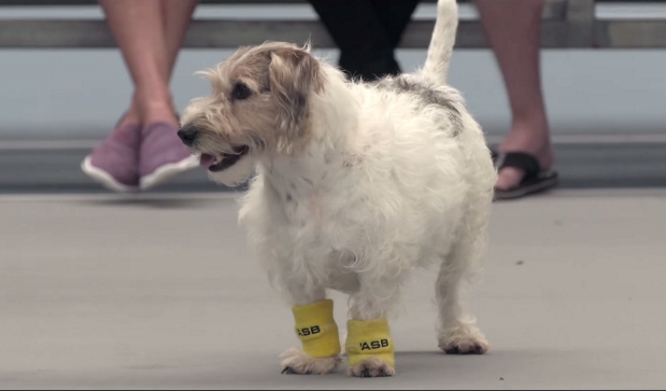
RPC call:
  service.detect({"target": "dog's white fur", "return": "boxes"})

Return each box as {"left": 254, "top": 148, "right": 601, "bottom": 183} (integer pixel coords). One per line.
{"left": 181, "top": 0, "right": 496, "bottom": 377}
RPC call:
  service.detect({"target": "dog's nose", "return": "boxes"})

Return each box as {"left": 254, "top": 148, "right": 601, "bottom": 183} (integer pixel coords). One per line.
{"left": 177, "top": 126, "right": 199, "bottom": 146}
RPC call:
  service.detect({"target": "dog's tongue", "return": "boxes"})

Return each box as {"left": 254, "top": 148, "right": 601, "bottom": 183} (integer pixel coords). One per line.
{"left": 199, "top": 153, "right": 216, "bottom": 169}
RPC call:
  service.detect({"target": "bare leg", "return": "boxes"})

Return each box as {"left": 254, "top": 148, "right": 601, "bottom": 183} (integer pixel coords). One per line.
{"left": 161, "top": 0, "right": 199, "bottom": 81}
{"left": 477, "top": 0, "right": 553, "bottom": 191}
{"left": 84, "top": 0, "right": 198, "bottom": 192}
{"left": 124, "top": 0, "right": 198, "bottom": 124}
{"left": 99, "top": 0, "right": 195, "bottom": 128}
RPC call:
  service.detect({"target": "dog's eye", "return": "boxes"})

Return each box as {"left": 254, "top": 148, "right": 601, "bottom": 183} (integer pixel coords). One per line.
{"left": 231, "top": 82, "right": 252, "bottom": 101}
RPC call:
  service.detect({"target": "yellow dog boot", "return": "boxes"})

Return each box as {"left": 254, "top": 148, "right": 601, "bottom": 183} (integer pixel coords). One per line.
{"left": 345, "top": 318, "right": 395, "bottom": 377}
{"left": 281, "top": 299, "right": 341, "bottom": 375}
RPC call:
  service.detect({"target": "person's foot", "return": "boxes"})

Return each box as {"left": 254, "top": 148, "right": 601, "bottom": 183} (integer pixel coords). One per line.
{"left": 81, "top": 121, "right": 141, "bottom": 193}
{"left": 495, "top": 116, "right": 553, "bottom": 191}
{"left": 116, "top": 101, "right": 141, "bottom": 131}
{"left": 138, "top": 121, "right": 198, "bottom": 191}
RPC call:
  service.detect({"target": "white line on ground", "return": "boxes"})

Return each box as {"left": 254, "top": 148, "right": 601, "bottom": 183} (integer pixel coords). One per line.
{"left": 0, "top": 192, "right": 242, "bottom": 203}
{"left": 484, "top": 133, "right": 666, "bottom": 145}
{"left": 0, "top": 188, "right": 664, "bottom": 203}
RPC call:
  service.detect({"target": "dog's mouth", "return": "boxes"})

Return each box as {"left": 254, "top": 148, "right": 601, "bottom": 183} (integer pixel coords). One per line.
{"left": 199, "top": 145, "right": 249, "bottom": 172}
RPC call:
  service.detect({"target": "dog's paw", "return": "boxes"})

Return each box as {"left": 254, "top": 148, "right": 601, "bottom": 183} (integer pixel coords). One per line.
{"left": 438, "top": 327, "right": 489, "bottom": 354}
{"left": 347, "top": 357, "right": 395, "bottom": 378}
{"left": 279, "top": 347, "right": 340, "bottom": 375}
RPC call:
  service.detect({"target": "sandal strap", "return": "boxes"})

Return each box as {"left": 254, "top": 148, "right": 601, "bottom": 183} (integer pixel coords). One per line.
{"left": 496, "top": 152, "right": 541, "bottom": 178}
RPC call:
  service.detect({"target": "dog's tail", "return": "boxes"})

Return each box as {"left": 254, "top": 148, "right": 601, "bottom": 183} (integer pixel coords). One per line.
{"left": 422, "top": 0, "right": 458, "bottom": 85}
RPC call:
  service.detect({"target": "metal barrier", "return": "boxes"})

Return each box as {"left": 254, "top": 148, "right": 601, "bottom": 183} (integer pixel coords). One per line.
{"left": 1, "top": 0, "right": 665, "bottom": 49}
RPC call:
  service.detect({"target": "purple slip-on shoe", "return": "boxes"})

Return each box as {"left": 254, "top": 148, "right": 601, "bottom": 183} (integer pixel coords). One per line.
{"left": 81, "top": 123, "right": 141, "bottom": 193}
{"left": 138, "top": 121, "right": 198, "bottom": 190}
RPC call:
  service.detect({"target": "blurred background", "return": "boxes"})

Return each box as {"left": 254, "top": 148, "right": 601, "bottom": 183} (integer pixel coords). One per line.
{"left": 1, "top": 1, "right": 665, "bottom": 192}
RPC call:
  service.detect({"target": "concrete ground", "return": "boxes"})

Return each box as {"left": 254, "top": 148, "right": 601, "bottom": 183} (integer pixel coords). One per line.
{"left": 1, "top": 189, "right": 665, "bottom": 389}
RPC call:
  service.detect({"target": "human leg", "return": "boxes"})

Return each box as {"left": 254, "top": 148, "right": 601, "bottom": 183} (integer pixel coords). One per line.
{"left": 83, "top": 0, "right": 174, "bottom": 191}
{"left": 307, "top": 0, "right": 400, "bottom": 81}
{"left": 370, "top": 0, "right": 420, "bottom": 49}
{"left": 477, "top": 0, "right": 556, "bottom": 197}
{"left": 137, "top": 0, "right": 200, "bottom": 190}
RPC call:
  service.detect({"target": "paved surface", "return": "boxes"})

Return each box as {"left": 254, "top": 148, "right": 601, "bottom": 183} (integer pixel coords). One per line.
{"left": 1, "top": 190, "right": 666, "bottom": 389}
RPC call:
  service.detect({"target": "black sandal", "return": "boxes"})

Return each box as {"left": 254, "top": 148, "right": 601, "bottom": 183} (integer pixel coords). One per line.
{"left": 491, "top": 150, "right": 559, "bottom": 201}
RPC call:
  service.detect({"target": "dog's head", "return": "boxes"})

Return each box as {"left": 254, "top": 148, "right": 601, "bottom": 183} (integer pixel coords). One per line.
{"left": 179, "top": 42, "right": 325, "bottom": 186}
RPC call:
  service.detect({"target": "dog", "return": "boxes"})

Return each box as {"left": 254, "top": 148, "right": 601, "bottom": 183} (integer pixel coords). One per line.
{"left": 178, "top": 0, "right": 496, "bottom": 378}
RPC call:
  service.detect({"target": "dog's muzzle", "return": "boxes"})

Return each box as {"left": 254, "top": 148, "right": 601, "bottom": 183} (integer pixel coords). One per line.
{"left": 177, "top": 125, "right": 199, "bottom": 147}
{"left": 199, "top": 146, "right": 250, "bottom": 172}
{"left": 177, "top": 125, "right": 250, "bottom": 172}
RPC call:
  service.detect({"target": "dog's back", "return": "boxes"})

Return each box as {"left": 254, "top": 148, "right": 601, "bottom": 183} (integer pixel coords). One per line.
{"left": 347, "top": 0, "right": 495, "bottom": 271}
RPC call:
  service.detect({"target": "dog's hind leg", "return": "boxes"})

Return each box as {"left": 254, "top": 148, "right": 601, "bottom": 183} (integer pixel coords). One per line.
{"left": 435, "top": 224, "right": 490, "bottom": 355}
{"left": 279, "top": 285, "right": 342, "bottom": 375}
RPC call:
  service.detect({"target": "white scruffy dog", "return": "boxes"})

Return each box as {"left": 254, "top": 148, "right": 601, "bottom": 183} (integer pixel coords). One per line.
{"left": 179, "top": 0, "right": 496, "bottom": 377}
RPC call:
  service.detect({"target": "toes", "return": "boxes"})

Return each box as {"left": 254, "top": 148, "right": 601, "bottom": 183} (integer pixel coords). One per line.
{"left": 471, "top": 344, "right": 486, "bottom": 354}
{"left": 364, "top": 365, "right": 392, "bottom": 377}
{"left": 495, "top": 167, "right": 526, "bottom": 190}
{"left": 439, "top": 330, "right": 489, "bottom": 355}
{"left": 281, "top": 366, "right": 296, "bottom": 375}
{"left": 281, "top": 366, "right": 312, "bottom": 375}
{"left": 280, "top": 349, "right": 340, "bottom": 375}
{"left": 349, "top": 360, "right": 395, "bottom": 378}
{"left": 444, "top": 346, "right": 463, "bottom": 354}
{"left": 443, "top": 343, "right": 487, "bottom": 355}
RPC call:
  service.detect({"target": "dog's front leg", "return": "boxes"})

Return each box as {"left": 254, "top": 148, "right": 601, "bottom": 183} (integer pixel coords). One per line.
{"left": 344, "top": 279, "right": 403, "bottom": 378}
{"left": 280, "top": 286, "right": 342, "bottom": 375}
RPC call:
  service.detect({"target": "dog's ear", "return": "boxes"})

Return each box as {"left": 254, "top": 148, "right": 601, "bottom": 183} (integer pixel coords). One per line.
{"left": 268, "top": 46, "right": 323, "bottom": 139}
